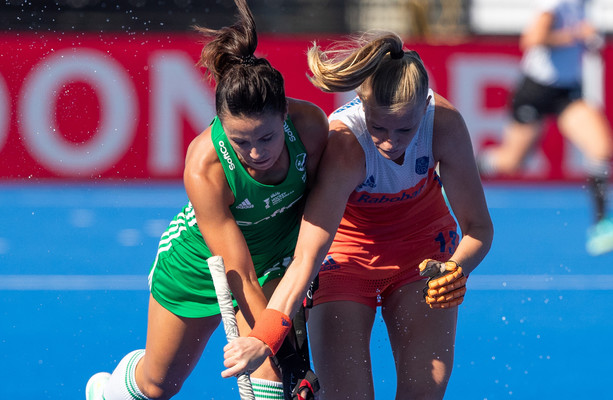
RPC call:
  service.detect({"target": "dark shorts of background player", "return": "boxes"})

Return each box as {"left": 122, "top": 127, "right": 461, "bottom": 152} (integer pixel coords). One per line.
{"left": 510, "top": 76, "right": 582, "bottom": 124}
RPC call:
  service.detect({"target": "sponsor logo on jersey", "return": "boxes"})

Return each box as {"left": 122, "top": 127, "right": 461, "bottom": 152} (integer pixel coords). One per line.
{"left": 263, "top": 191, "right": 294, "bottom": 209}
{"left": 284, "top": 121, "right": 296, "bottom": 142}
{"left": 355, "top": 182, "right": 425, "bottom": 204}
{"left": 320, "top": 255, "right": 340, "bottom": 272}
{"left": 218, "top": 140, "right": 235, "bottom": 170}
{"left": 415, "top": 156, "right": 429, "bottom": 175}
{"left": 295, "top": 153, "right": 306, "bottom": 172}
{"left": 235, "top": 195, "right": 303, "bottom": 226}
{"left": 236, "top": 198, "right": 254, "bottom": 209}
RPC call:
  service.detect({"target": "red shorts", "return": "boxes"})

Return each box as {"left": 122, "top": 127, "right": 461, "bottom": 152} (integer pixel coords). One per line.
{"left": 312, "top": 223, "right": 458, "bottom": 309}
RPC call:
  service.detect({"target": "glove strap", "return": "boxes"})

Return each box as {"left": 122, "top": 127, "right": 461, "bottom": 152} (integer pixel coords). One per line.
{"left": 292, "top": 370, "right": 320, "bottom": 400}
{"left": 447, "top": 259, "right": 460, "bottom": 270}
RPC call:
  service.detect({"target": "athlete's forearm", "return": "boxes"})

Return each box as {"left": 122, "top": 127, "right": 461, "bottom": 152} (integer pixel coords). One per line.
{"left": 265, "top": 258, "right": 318, "bottom": 318}
{"left": 268, "top": 230, "right": 328, "bottom": 318}
{"left": 448, "top": 225, "right": 493, "bottom": 276}
{"left": 228, "top": 274, "right": 269, "bottom": 328}
{"left": 261, "top": 140, "right": 358, "bottom": 321}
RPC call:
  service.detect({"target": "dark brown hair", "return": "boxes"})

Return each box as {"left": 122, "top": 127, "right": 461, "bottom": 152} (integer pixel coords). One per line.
{"left": 195, "top": 0, "right": 286, "bottom": 119}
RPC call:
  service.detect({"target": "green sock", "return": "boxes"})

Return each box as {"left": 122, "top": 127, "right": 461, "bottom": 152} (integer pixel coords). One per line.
{"left": 250, "top": 377, "right": 284, "bottom": 400}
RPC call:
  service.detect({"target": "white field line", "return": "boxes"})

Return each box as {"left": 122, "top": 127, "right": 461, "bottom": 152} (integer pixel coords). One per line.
{"left": 0, "top": 275, "right": 147, "bottom": 290}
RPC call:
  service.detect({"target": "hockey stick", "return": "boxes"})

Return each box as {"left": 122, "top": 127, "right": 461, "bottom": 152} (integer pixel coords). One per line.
{"left": 209, "top": 255, "right": 256, "bottom": 400}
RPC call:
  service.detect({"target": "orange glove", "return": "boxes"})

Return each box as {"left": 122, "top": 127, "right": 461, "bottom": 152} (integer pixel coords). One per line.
{"left": 418, "top": 259, "right": 467, "bottom": 309}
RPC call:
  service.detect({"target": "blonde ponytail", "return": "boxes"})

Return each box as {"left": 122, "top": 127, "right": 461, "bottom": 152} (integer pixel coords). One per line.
{"left": 307, "top": 30, "right": 428, "bottom": 111}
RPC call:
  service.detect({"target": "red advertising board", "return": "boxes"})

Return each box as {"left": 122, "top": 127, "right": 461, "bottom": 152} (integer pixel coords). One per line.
{"left": 0, "top": 32, "right": 611, "bottom": 181}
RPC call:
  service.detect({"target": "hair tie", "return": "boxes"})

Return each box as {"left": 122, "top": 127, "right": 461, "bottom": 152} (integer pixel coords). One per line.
{"left": 239, "top": 54, "right": 256, "bottom": 66}
{"left": 390, "top": 50, "right": 404, "bottom": 60}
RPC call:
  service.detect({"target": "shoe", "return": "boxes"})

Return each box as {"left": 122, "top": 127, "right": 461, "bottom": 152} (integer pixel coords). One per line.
{"left": 86, "top": 372, "right": 111, "bottom": 400}
{"left": 586, "top": 217, "right": 613, "bottom": 256}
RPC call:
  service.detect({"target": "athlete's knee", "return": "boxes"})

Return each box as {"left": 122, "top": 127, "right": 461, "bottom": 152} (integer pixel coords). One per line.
{"left": 431, "top": 358, "right": 453, "bottom": 387}
{"left": 398, "top": 360, "right": 452, "bottom": 400}
{"left": 399, "top": 378, "right": 450, "bottom": 400}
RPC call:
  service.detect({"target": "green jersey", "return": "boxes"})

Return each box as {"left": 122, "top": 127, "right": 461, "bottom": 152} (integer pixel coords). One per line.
{"left": 149, "top": 116, "right": 308, "bottom": 318}
{"left": 212, "top": 115, "right": 308, "bottom": 270}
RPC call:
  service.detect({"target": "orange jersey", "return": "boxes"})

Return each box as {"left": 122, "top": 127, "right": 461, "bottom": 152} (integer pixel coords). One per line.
{"left": 313, "top": 93, "right": 458, "bottom": 307}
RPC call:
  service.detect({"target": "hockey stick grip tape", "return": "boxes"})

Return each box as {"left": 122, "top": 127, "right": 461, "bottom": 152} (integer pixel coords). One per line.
{"left": 249, "top": 308, "right": 292, "bottom": 355}
{"left": 208, "top": 255, "right": 255, "bottom": 400}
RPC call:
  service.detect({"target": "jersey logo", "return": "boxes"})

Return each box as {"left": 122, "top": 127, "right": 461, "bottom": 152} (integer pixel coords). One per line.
{"left": 320, "top": 255, "right": 340, "bottom": 272}
{"left": 295, "top": 153, "right": 306, "bottom": 172}
{"left": 236, "top": 195, "right": 303, "bottom": 226}
{"left": 357, "top": 175, "right": 376, "bottom": 190}
{"left": 433, "top": 171, "right": 443, "bottom": 188}
{"left": 218, "top": 140, "right": 235, "bottom": 170}
{"left": 331, "top": 96, "right": 361, "bottom": 115}
{"left": 415, "top": 156, "right": 429, "bottom": 175}
{"left": 354, "top": 180, "right": 426, "bottom": 204}
{"left": 284, "top": 121, "right": 296, "bottom": 142}
{"left": 263, "top": 191, "right": 294, "bottom": 209}
{"left": 236, "top": 198, "right": 254, "bottom": 209}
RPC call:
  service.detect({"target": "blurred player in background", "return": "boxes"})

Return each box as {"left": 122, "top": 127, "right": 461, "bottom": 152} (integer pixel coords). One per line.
{"left": 85, "top": 0, "right": 328, "bottom": 399}
{"left": 477, "top": 0, "right": 613, "bottom": 256}
{"left": 221, "top": 30, "right": 493, "bottom": 400}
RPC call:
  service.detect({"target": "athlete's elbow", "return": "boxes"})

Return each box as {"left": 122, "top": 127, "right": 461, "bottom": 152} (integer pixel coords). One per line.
{"left": 463, "top": 218, "right": 494, "bottom": 249}
{"left": 477, "top": 222, "right": 494, "bottom": 255}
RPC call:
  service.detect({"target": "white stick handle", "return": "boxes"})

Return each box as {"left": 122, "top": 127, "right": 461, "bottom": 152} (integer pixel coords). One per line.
{"left": 209, "top": 255, "right": 255, "bottom": 400}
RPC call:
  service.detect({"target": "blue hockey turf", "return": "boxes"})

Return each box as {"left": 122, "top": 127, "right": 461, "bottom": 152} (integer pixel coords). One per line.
{"left": 1, "top": 183, "right": 612, "bottom": 399}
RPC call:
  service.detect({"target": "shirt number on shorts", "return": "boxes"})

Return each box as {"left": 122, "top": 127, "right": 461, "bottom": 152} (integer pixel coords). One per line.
{"left": 435, "top": 230, "right": 458, "bottom": 254}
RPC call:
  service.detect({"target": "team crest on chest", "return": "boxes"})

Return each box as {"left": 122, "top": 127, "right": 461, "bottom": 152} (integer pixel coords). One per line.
{"left": 295, "top": 153, "right": 306, "bottom": 172}
{"left": 415, "top": 156, "right": 429, "bottom": 175}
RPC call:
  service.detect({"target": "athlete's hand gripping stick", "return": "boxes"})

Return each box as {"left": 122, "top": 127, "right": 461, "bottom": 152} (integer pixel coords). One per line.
{"left": 419, "top": 259, "right": 467, "bottom": 309}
